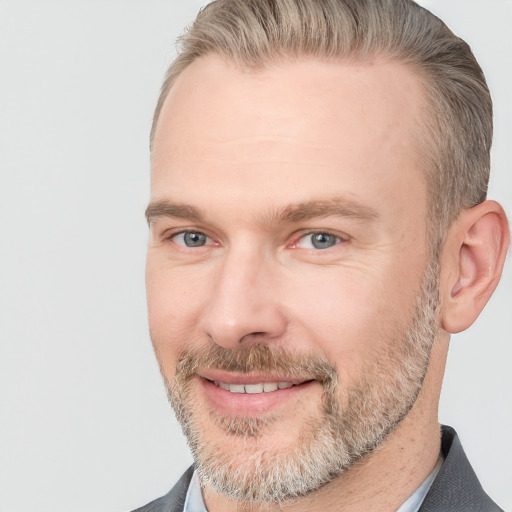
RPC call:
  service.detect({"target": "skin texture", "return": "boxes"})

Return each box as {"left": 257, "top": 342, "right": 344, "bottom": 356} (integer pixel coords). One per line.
{"left": 146, "top": 56, "right": 509, "bottom": 511}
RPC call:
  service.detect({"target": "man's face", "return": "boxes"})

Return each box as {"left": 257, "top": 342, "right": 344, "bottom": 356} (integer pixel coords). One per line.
{"left": 147, "top": 56, "right": 438, "bottom": 502}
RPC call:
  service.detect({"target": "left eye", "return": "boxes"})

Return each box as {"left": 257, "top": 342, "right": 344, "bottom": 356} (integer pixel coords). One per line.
{"left": 172, "top": 231, "right": 212, "bottom": 247}
{"left": 296, "top": 232, "right": 340, "bottom": 250}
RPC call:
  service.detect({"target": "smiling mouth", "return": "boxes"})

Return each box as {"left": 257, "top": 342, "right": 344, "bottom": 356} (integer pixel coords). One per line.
{"left": 205, "top": 379, "right": 312, "bottom": 394}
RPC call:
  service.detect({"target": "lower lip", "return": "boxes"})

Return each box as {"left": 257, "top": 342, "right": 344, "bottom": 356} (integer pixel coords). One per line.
{"left": 198, "top": 377, "right": 317, "bottom": 416}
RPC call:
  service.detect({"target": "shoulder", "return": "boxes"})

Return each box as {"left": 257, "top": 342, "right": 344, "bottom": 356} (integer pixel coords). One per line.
{"left": 131, "top": 466, "right": 194, "bottom": 512}
{"left": 419, "top": 426, "right": 503, "bottom": 512}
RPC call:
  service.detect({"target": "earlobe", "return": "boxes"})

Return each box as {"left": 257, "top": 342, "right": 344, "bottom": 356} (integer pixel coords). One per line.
{"left": 440, "top": 200, "right": 510, "bottom": 334}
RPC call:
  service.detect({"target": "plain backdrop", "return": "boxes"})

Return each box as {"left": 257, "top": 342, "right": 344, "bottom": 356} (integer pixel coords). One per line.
{"left": 0, "top": 1, "right": 510, "bottom": 511}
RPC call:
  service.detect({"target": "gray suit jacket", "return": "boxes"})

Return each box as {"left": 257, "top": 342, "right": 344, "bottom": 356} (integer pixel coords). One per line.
{"left": 132, "top": 426, "right": 503, "bottom": 511}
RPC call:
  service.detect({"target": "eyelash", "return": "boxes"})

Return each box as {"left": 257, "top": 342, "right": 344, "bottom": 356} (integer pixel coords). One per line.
{"left": 292, "top": 230, "right": 345, "bottom": 250}
{"left": 168, "top": 230, "right": 215, "bottom": 248}
{"left": 166, "top": 229, "right": 347, "bottom": 251}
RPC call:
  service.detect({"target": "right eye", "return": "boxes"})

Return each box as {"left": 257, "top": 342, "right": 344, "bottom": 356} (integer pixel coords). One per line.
{"left": 171, "top": 231, "right": 212, "bottom": 247}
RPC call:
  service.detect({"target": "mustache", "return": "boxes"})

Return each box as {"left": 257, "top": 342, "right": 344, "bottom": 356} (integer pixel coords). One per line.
{"left": 175, "top": 343, "right": 338, "bottom": 388}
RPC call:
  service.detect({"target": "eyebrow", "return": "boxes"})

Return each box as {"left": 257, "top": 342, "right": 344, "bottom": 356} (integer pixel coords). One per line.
{"left": 145, "top": 197, "right": 378, "bottom": 225}
{"left": 145, "top": 201, "right": 204, "bottom": 224}
{"left": 273, "top": 198, "right": 379, "bottom": 224}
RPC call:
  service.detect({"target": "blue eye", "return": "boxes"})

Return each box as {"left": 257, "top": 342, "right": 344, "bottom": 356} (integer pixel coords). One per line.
{"left": 297, "top": 232, "right": 340, "bottom": 250}
{"left": 173, "top": 231, "right": 211, "bottom": 247}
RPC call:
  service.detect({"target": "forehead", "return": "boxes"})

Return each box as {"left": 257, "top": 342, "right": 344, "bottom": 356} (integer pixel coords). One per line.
{"left": 151, "top": 55, "right": 427, "bottom": 223}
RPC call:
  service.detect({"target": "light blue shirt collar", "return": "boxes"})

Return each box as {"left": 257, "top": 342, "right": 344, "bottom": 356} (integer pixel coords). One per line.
{"left": 183, "top": 470, "right": 208, "bottom": 512}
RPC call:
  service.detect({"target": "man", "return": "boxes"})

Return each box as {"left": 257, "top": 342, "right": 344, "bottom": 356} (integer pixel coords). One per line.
{"left": 135, "top": 0, "right": 509, "bottom": 510}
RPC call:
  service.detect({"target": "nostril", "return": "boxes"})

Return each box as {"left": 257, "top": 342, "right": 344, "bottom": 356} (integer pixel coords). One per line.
{"left": 240, "top": 332, "right": 266, "bottom": 343}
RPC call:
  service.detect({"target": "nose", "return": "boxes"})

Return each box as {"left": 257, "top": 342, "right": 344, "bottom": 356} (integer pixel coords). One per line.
{"left": 199, "top": 248, "right": 288, "bottom": 350}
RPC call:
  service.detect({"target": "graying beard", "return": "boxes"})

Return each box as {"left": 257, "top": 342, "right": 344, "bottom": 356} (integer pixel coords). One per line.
{"left": 166, "top": 259, "right": 440, "bottom": 504}
{"left": 214, "top": 412, "right": 277, "bottom": 438}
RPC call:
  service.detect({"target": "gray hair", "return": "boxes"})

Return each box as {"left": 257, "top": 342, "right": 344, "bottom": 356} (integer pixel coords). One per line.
{"left": 151, "top": 0, "right": 492, "bottom": 247}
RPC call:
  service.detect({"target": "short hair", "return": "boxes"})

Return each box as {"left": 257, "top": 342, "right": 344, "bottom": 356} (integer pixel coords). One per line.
{"left": 151, "top": 0, "right": 492, "bottom": 249}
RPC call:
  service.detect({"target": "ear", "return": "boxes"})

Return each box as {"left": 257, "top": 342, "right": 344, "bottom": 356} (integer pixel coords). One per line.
{"left": 440, "top": 200, "right": 510, "bottom": 333}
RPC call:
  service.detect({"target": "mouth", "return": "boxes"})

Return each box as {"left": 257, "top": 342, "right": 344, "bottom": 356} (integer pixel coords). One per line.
{"left": 209, "top": 379, "right": 309, "bottom": 394}
{"left": 198, "top": 372, "right": 317, "bottom": 416}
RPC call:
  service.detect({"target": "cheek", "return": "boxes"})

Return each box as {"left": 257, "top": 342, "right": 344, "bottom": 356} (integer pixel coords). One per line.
{"left": 285, "top": 267, "right": 416, "bottom": 378}
{"left": 146, "top": 259, "right": 209, "bottom": 377}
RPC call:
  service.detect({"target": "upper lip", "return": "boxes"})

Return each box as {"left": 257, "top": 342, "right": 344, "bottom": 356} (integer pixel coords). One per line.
{"left": 198, "top": 370, "right": 312, "bottom": 386}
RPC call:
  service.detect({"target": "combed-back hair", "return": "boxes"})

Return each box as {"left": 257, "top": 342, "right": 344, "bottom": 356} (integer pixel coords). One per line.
{"left": 151, "top": 0, "right": 492, "bottom": 247}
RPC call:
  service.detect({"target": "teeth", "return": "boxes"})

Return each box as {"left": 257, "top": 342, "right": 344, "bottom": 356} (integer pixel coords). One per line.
{"left": 213, "top": 380, "right": 300, "bottom": 394}
{"left": 229, "top": 384, "right": 245, "bottom": 394}
{"left": 245, "top": 384, "right": 264, "bottom": 394}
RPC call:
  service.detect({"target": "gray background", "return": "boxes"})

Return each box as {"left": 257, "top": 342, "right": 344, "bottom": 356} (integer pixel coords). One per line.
{"left": 0, "top": 1, "right": 510, "bottom": 511}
